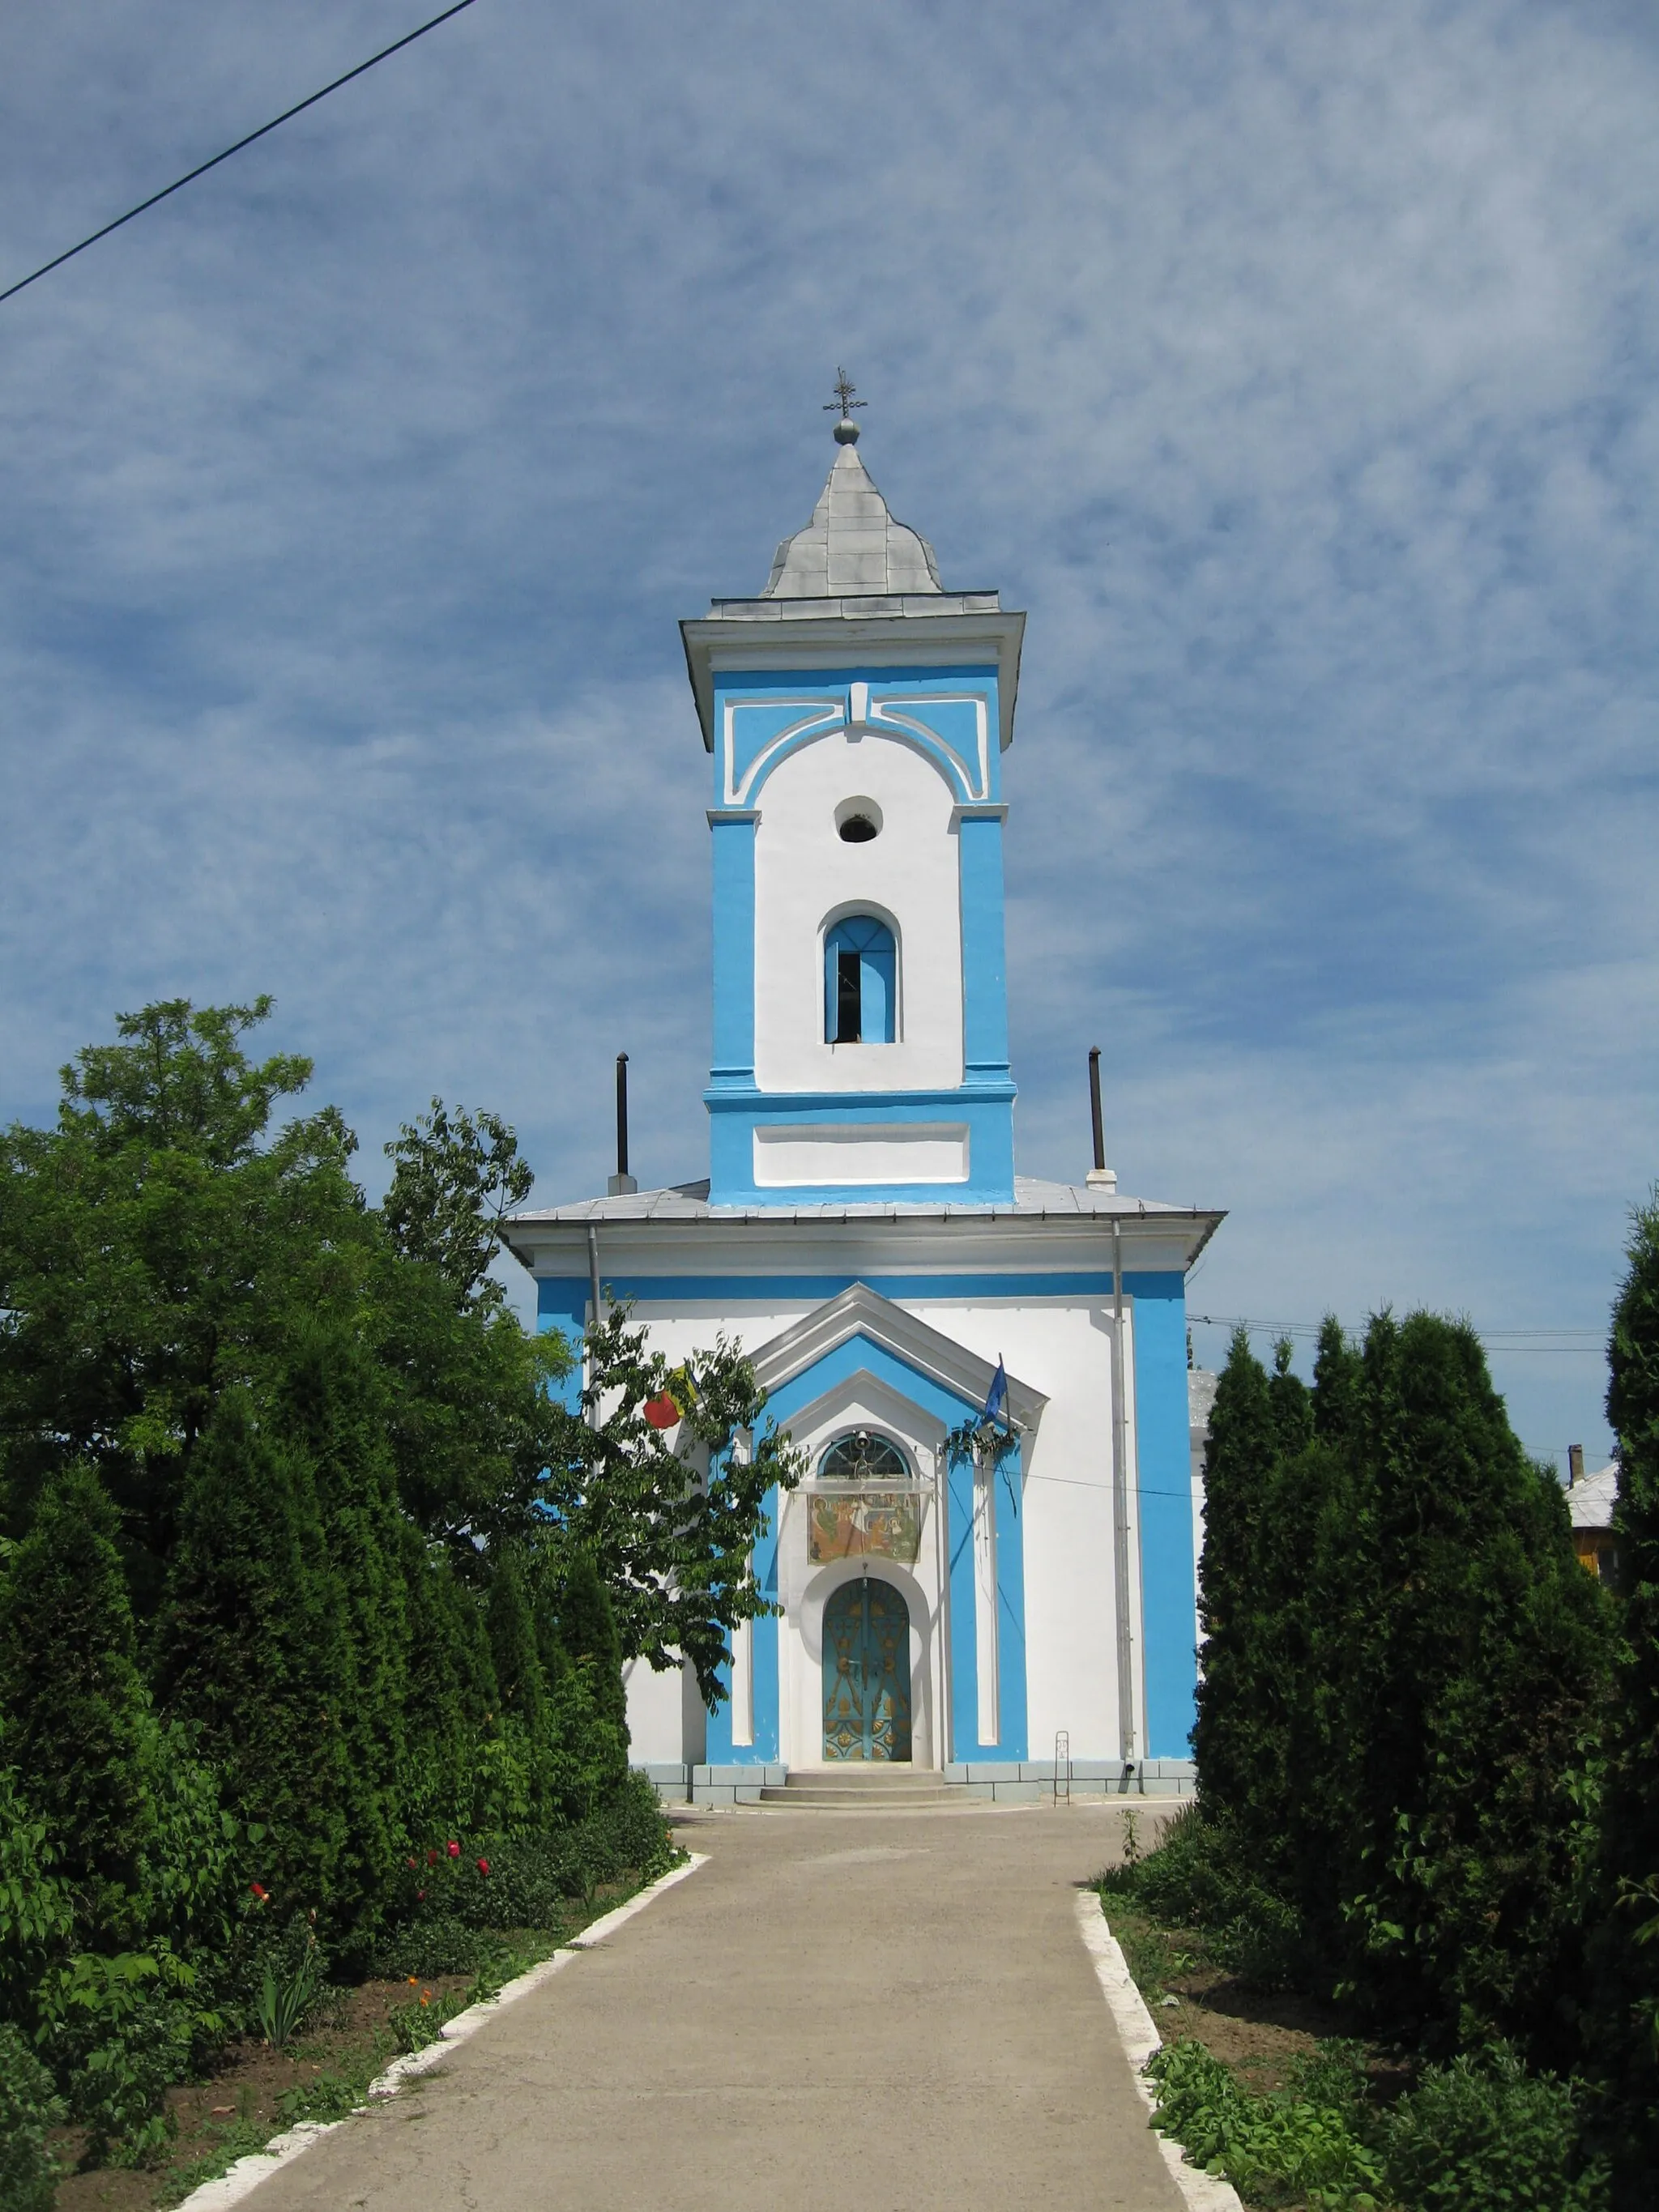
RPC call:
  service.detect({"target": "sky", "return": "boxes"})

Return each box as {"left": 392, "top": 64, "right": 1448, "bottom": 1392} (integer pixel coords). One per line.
{"left": 2, "top": 0, "right": 1655, "bottom": 1471}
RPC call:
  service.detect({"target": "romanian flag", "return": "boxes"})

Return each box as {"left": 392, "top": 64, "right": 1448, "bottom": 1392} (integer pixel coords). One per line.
{"left": 643, "top": 1363, "right": 698, "bottom": 1430}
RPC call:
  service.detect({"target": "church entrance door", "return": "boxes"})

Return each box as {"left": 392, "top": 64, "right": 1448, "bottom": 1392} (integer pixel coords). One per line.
{"left": 822, "top": 1576, "right": 912, "bottom": 1762}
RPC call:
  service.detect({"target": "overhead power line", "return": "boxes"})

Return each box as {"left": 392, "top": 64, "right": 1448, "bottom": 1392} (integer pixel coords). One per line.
{"left": 0, "top": 0, "right": 478, "bottom": 309}
{"left": 1190, "top": 1313, "right": 1603, "bottom": 1352}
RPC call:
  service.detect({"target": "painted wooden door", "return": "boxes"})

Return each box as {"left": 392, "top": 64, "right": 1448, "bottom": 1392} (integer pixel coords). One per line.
{"left": 821, "top": 1576, "right": 912, "bottom": 1761}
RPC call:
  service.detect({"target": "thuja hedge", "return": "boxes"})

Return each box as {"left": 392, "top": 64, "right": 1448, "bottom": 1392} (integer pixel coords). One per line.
{"left": 1130, "top": 1208, "right": 1659, "bottom": 2210}
{"left": 1192, "top": 1310, "right": 1610, "bottom": 2056}
{"left": 0, "top": 1000, "right": 798, "bottom": 2177}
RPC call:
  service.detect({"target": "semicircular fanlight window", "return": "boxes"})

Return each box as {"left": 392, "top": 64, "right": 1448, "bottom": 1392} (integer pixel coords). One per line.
{"left": 818, "top": 1430, "right": 911, "bottom": 1483}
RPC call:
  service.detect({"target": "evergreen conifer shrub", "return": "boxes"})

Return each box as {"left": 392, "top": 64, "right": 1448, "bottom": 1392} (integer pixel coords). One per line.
{"left": 151, "top": 1388, "right": 352, "bottom": 1912}
{"left": 1587, "top": 1193, "right": 1659, "bottom": 2204}
{"left": 0, "top": 1463, "right": 160, "bottom": 1949}
{"left": 1327, "top": 1313, "right": 1609, "bottom": 2050}
{"left": 1192, "top": 1330, "right": 1281, "bottom": 1821}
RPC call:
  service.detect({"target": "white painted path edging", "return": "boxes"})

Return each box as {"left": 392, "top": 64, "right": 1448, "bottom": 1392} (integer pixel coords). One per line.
{"left": 1074, "top": 1889, "right": 1245, "bottom": 2212}
{"left": 175, "top": 1852, "right": 710, "bottom": 2212}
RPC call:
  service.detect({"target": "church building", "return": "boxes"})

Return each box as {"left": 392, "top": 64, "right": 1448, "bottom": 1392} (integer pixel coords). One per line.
{"left": 505, "top": 407, "right": 1222, "bottom": 1802}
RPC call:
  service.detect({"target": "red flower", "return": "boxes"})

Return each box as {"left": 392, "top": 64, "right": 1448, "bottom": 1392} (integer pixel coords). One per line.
{"left": 249, "top": 1882, "right": 267, "bottom": 1902}
{"left": 416, "top": 1890, "right": 426, "bottom": 1902}
{"left": 407, "top": 1856, "right": 418, "bottom": 1869}
{"left": 476, "top": 1858, "right": 490, "bottom": 1876}
{"left": 446, "top": 1840, "right": 460, "bottom": 1859}
{"left": 427, "top": 1849, "right": 438, "bottom": 1865}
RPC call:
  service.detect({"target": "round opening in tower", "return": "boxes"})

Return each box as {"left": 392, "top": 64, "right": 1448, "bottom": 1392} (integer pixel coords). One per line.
{"left": 835, "top": 798, "right": 882, "bottom": 844}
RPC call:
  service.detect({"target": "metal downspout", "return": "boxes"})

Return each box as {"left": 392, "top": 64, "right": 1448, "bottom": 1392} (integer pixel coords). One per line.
{"left": 1111, "top": 1219, "right": 1136, "bottom": 1771}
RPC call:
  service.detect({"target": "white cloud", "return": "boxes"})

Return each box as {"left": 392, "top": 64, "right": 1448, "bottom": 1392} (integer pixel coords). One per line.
{"left": 2, "top": 0, "right": 1655, "bottom": 1465}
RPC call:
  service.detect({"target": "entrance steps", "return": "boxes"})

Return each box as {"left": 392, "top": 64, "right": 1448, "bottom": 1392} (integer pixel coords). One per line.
{"left": 757, "top": 1767, "right": 958, "bottom": 1809}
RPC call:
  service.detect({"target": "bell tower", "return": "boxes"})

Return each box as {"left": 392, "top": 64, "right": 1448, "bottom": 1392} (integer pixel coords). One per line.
{"left": 680, "top": 399, "right": 1026, "bottom": 1206}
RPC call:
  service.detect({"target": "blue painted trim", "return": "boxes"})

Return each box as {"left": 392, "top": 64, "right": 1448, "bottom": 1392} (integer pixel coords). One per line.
{"left": 716, "top": 666, "right": 1000, "bottom": 689}
{"left": 712, "top": 666, "right": 1004, "bottom": 808}
{"left": 1129, "top": 1274, "right": 1198, "bottom": 1758}
{"left": 535, "top": 1269, "right": 1189, "bottom": 1306}
{"left": 742, "top": 1330, "right": 1027, "bottom": 1763}
{"left": 534, "top": 1279, "right": 586, "bottom": 1414}
{"left": 957, "top": 812, "right": 1012, "bottom": 1081}
{"left": 942, "top": 1421, "right": 1027, "bottom": 1762}
{"left": 706, "top": 1479, "right": 781, "bottom": 1765}
{"left": 708, "top": 812, "right": 757, "bottom": 1085}
{"left": 705, "top": 1085, "right": 1017, "bottom": 1208}
{"left": 535, "top": 1265, "right": 1192, "bottom": 1763}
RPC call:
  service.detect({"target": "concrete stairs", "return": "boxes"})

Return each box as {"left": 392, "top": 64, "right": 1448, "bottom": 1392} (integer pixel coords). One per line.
{"left": 757, "top": 1767, "right": 958, "bottom": 1809}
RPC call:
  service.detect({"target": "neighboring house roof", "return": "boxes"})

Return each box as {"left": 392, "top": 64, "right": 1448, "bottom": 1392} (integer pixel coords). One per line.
{"left": 1567, "top": 1465, "right": 1618, "bottom": 1532}
{"left": 1188, "top": 1369, "right": 1219, "bottom": 1441}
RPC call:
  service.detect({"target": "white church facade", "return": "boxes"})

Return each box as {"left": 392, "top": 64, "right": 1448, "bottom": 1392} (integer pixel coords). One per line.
{"left": 505, "top": 411, "right": 1222, "bottom": 1801}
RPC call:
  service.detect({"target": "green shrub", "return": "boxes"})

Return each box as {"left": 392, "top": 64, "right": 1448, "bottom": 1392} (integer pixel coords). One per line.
{"left": 151, "top": 1388, "right": 353, "bottom": 1917}
{"left": 386, "top": 1772, "right": 672, "bottom": 1937}
{"left": 1145, "top": 2037, "right": 1384, "bottom": 2210}
{"left": 1146, "top": 2032, "right": 1610, "bottom": 2212}
{"left": 1379, "top": 2045, "right": 1609, "bottom": 2212}
{"left": 1102, "top": 1804, "right": 1310, "bottom": 1991}
{"left": 0, "top": 2020, "right": 64, "bottom": 2211}
{"left": 36, "top": 1949, "right": 215, "bottom": 2168}
{"left": 0, "top": 1464, "right": 161, "bottom": 1951}
{"left": 367, "top": 1917, "right": 501, "bottom": 1980}
{"left": 0, "top": 1754, "right": 75, "bottom": 2022}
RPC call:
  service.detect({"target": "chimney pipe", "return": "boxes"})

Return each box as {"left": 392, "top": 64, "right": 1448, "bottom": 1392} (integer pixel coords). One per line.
{"left": 1086, "top": 1046, "right": 1116, "bottom": 1193}
{"left": 607, "top": 1053, "right": 638, "bottom": 1196}
{"left": 1567, "top": 1443, "right": 1584, "bottom": 1488}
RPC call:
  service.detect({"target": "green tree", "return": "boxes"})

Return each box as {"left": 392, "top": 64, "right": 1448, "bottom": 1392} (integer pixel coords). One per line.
{"left": 0, "top": 1464, "right": 159, "bottom": 1949}
{"left": 1192, "top": 1328, "right": 1280, "bottom": 1821}
{"left": 1588, "top": 1192, "right": 1659, "bottom": 2204}
{"left": 382, "top": 1099, "right": 534, "bottom": 1307}
{"left": 374, "top": 1100, "right": 570, "bottom": 1562}
{"left": 542, "top": 1305, "right": 808, "bottom": 1707}
{"left": 554, "top": 1550, "right": 629, "bottom": 1740}
{"left": 150, "top": 1388, "right": 352, "bottom": 1911}
{"left": 1326, "top": 1312, "right": 1610, "bottom": 2052}
{"left": 275, "top": 1318, "right": 411, "bottom": 1923}
{"left": 401, "top": 1544, "right": 498, "bottom": 1840}
{"left": 0, "top": 998, "right": 367, "bottom": 1619}
{"left": 486, "top": 1548, "right": 547, "bottom": 1736}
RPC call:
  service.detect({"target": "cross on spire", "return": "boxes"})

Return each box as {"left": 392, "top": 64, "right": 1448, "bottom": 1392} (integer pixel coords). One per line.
{"left": 824, "top": 368, "right": 866, "bottom": 421}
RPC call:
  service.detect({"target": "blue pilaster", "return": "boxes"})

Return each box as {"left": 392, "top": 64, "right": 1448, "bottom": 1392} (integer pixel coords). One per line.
{"left": 1125, "top": 1271, "right": 1199, "bottom": 1757}
{"left": 957, "top": 807, "right": 1012, "bottom": 1085}
{"left": 707, "top": 809, "right": 757, "bottom": 1088}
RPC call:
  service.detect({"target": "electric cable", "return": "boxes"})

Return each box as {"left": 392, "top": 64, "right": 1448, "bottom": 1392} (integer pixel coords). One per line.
{"left": 0, "top": 0, "right": 478, "bottom": 309}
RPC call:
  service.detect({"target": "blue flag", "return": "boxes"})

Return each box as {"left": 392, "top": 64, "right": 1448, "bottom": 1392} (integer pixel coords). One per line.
{"left": 983, "top": 1357, "right": 1009, "bottom": 1429}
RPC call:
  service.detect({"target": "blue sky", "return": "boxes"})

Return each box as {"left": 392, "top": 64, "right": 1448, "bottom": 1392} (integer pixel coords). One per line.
{"left": 2, "top": 0, "right": 1655, "bottom": 1469}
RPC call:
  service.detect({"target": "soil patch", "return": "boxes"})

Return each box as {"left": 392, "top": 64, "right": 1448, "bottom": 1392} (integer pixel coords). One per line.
{"left": 1100, "top": 1898, "right": 1358, "bottom": 2091}
{"left": 48, "top": 1882, "right": 646, "bottom": 2210}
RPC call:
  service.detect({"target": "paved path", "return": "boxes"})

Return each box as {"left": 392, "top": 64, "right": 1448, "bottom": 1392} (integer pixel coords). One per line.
{"left": 244, "top": 1800, "right": 1187, "bottom": 2212}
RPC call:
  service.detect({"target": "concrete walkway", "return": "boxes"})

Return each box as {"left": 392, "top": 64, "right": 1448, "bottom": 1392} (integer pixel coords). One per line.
{"left": 242, "top": 1801, "right": 1187, "bottom": 2212}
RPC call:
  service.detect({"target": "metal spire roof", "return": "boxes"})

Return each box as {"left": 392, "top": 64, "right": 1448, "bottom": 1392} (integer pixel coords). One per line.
{"left": 761, "top": 421, "right": 943, "bottom": 599}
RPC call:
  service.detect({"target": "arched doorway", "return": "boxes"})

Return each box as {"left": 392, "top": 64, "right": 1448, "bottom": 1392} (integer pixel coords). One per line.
{"left": 822, "top": 1575, "right": 912, "bottom": 1762}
